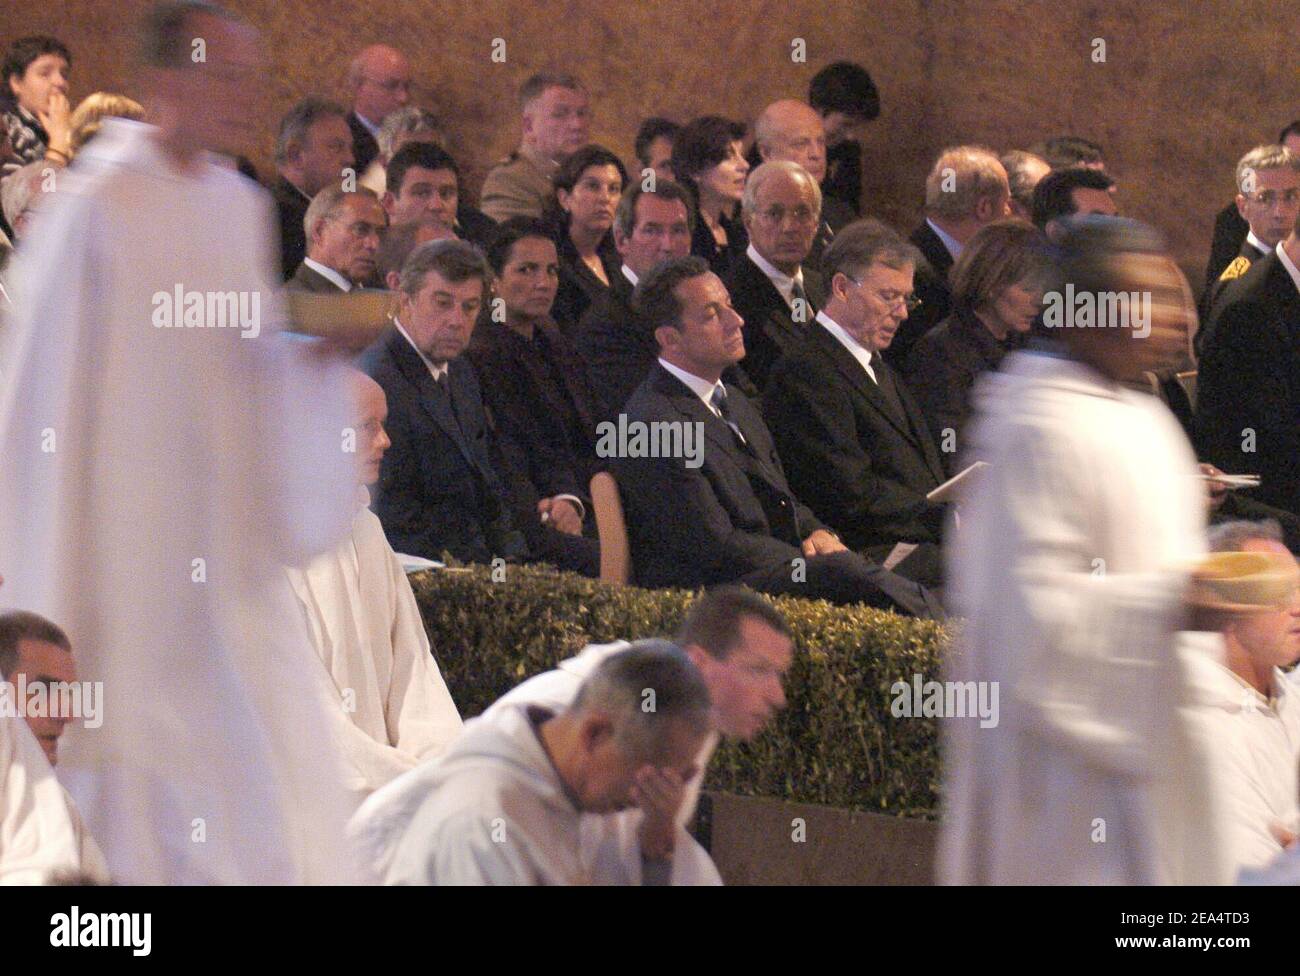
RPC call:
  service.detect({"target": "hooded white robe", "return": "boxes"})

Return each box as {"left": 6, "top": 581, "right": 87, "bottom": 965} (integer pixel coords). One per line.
{"left": 285, "top": 497, "right": 463, "bottom": 798}
{"left": 350, "top": 702, "right": 720, "bottom": 885}
{"left": 0, "top": 119, "right": 362, "bottom": 883}
{"left": 940, "top": 351, "right": 1230, "bottom": 885}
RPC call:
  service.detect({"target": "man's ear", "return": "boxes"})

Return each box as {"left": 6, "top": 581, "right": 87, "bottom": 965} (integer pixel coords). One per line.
{"left": 381, "top": 191, "right": 397, "bottom": 215}
{"left": 579, "top": 712, "right": 615, "bottom": 752}
{"left": 385, "top": 271, "right": 400, "bottom": 291}
{"left": 654, "top": 323, "right": 680, "bottom": 356}
{"left": 1235, "top": 194, "right": 1249, "bottom": 220}
{"left": 613, "top": 225, "right": 629, "bottom": 257}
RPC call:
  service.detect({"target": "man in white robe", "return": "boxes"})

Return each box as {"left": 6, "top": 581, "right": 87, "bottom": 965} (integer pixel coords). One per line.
{"left": 1181, "top": 523, "right": 1300, "bottom": 876}
{"left": 285, "top": 371, "right": 462, "bottom": 799}
{"left": 941, "top": 217, "right": 1230, "bottom": 885}
{"left": 0, "top": 4, "right": 362, "bottom": 883}
{"left": 351, "top": 641, "right": 715, "bottom": 884}
{"left": 0, "top": 714, "right": 81, "bottom": 885}
{"left": 483, "top": 587, "right": 793, "bottom": 882}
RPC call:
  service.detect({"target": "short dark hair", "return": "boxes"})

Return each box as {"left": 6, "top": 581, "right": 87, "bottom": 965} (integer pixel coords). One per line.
{"left": 634, "top": 117, "right": 680, "bottom": 167}
{"left": 485, "top": 215, "right": 558, "bottom": 275}
{"left": 822, "top": 218, "right": 922, "bottom": 283}
{"left": 677, "top": 587, "right": 791, "bottom": 661}
{"left": 1031, "top": 167, "right": 1116, "bottom": 229}
{"left": 670, "top": 116, "right": 746, "bottom": 184}
{"left": 633, "top": 254, "right": 711, "bottom": 334}
{"left": 553, "top": 144, "right": 628, "bottom": 195}
{"left": 1054, "top": 215, "right": 1167, "bottom": 299}
{"left": 397, "top": 238, "right": 489, "bottom": 297}
{"left": 138, "top": 2, "right": 235, "bottom": 70}
{"left": 613, "top": 180, "right": 695, "bottom": 239}
{"left": 1279, "top": 120, "right": 1300, "bottom": 145}
{"left": 1034, "top": 134, "right": 1105, "bottom": 170}
{"left": 3, "top": 35, "right": 71, "bottom": 88}
{"left": 0, "top": 610, "right": 71, "bottom": 678}
{"left": 518, "top": 71, "right": 585, "bottom": 111}
{"left": 808, "top": 61, "right": 880, "bottom": 121}
{"left": 387, "top": 141, "right": 460, "bottom": 197}
{"left": 274, "top": 96, "right": 348, "bottom": 165}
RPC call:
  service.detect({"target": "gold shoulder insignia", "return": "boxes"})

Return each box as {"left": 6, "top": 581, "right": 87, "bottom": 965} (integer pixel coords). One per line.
{"left": 1218, "top": 256, "right": 1251, "bottom": 282}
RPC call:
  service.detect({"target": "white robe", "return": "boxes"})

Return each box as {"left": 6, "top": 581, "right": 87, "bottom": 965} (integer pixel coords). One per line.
{"left": 0, "top": 119, "right": 362, "bottom": 883}
{"left": 285, "top": 500, "right": 463, "bottom": 798}
{"left": 1180, "top": 632, "right": 1300, "bottom": 876}
{"left": 0, "top": 715, "right": 79, "bottom": 885}
{"left": 350, "top": 702, "right": 720, "bottom": 885}
{"left": 940, "top": 351, "right": 1230, "bottom": 885}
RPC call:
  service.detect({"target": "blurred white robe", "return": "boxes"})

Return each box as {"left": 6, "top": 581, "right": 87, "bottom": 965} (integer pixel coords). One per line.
{"left": 940, "top": 351, "right": 1230, "bottom": 885}
{"left": 351, "top": 702, "right": 720, "bottom": 885}
{"left": 285, "top": 496, "right": 462, "bottom": 798}
{"left": 0, "top": 119, "right": 362, "bottom": 883}
{"left": 0, "top": 715, "right": 79, "bottom": 884}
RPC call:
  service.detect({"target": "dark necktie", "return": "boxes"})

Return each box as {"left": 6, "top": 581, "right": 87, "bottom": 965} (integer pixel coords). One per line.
{"left": 790, "top": 279, "right": 816, "bottom": 322}
{"left": 709, "top": 385, "right": 748, "bottom": 447}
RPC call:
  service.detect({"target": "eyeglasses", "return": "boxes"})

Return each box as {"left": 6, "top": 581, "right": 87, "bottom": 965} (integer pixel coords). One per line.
{"left": 363, "top": 77, "right": 412, "bottom": 94}
{"left": 754, "top": 205, "right": 819, "bottom": 227}
{"left": 845, "top": 276, "right": 922, "bottom": 312}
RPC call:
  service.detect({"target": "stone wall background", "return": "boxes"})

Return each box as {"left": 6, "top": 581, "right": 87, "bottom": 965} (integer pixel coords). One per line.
{"left": 5, "top": 0, "right": 1297, "bottom": 276}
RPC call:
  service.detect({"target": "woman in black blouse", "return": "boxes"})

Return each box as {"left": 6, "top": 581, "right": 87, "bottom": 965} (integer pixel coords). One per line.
{"left": 670, "top": 115, "right": 750, "bottom": 275}
{"left": 548, "top": 144, "right": 626, "bottom": 331}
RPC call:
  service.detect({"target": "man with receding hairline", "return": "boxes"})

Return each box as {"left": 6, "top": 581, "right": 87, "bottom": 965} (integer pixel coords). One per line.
{"left": 352, "top": 641, "right": 716, "bottom": 884}
{"left": 345, "top": 44, "right": 411, "bottom": 173}
{"left": 289, "top": 185, "right": 387, "bottom": 292}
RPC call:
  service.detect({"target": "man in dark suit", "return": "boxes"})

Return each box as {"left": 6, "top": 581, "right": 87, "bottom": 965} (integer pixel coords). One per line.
{"left": 344, "top": 44, "right": 411, "bottom": 174}
{"left": 751, "top": 98, "right": 854, "bottom": 272}
{"left": 894, "top": 146, "right": 1011, "bottom": 366}
{"left": 724, "top": 161, "right": 827, "bottom": 390}
{"left": 1196, "top": 218, "right": 1300, "bottom": 517}
{"left": 765, "top": 220, "right": 947, "bottom": 586}
{"left": 1198, "top": 145, "right": 1299, "bottom": 344}
{"left": 381, "top": 142, "right": 497, "bottom": 251}
{"left": 574, "top": 180, "right": 695, "bottom": 421}
{"left": 360, "top": 239, "right": 597, "bottom": 574}
{"left": 273, "top": 97, "right": 354, "bottom": 279}
{"left": 286, "top": 185, "right": 386, "bottom": 292}
{"left": 611, "top": 256, "right": 941, "bottom": 616}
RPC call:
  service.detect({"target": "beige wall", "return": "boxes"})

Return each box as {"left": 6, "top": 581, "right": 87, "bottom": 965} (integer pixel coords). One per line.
{"left": 5, "top": 0, "right": 1297, "bottom": 273}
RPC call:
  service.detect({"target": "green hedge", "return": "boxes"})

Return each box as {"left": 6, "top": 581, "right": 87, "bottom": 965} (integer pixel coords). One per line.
{"left": 409, "top": 564, "right": 949, "bottom": 817}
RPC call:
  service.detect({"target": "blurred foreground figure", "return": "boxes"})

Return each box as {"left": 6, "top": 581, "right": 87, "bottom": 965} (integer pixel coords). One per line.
{"left": 0, "top": 2, "right": 362, "bottom": 882}
{"left": 941, "top": 217, "right": 1230, "bottom": 884}
{"left": 0, "top": 714, "right": 81, "bottom": 884}
{"left": 352, "top": 642, "right": 713, "bottom": 885}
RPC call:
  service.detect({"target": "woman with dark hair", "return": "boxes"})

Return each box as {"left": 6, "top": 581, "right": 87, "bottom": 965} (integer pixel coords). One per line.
{"left": 670, "top": 115, "right": 750, "bottom": 274}
{"left": 902, "top": 218, "right": 1049, "bottom": 472}
{"left": 548, "top": 143, "right": 626, "bottom": 330}
{"left": 468, "top": 216, "right": 602, "bottom": 576}
{"left": 2, "top": 35, "right": 72, "bottom": 175}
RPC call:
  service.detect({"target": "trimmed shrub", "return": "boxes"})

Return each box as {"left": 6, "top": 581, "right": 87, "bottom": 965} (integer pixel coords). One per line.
{"left": 410, "top": 564, "right": 948, "bottom": 817}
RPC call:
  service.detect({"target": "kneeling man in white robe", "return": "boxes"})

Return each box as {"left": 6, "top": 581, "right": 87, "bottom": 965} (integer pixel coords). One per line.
{"left": 485, "top": 586, "right": 793, "bottom": 882}
{"left": 286, "top": 370, "right": 462, "bottom": 799}
{"left": 352, "top": 640, "right": 713, "bottom": 884}
{"left": 1181, "top": 521, "right": 1300, "bottom": 877}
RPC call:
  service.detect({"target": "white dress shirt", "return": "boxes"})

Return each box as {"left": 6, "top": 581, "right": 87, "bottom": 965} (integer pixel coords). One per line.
{"left": 816, "top": 310, "right": 877, "bottom": 383}
{"left": 620, "top": 264, "right": 638, "bottom": 288}
{"left": 1277, "top": 241, "right": 1300, "bottom": 297}
{"left": 746, "top": 243, "right": 805, "bottom": 309}
{"left": 658, "top": 358, "right": 726, "bottom": 417}
{"left": 303, "top": 257, "right": 353, "bottom": 292}
{"left": 926, "top": 218, "right": 963, "bottom": 260}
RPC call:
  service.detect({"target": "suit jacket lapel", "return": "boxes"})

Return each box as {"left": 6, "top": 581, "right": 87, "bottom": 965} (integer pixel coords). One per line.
{"left": 387, "top": 330, "right": 478, "bottom": 469}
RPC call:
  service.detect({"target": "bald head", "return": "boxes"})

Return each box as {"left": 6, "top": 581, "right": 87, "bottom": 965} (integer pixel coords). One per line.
{"left": 348, "top": 369, "right": 390, "bottom": 487}
{"left": 348, "top": 44, "right": 411, "bottom": 124}
{"left": 754, "top": 99, "right": 827, "bottom": 183}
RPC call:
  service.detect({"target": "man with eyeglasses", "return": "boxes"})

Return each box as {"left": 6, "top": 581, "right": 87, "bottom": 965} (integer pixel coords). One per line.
{"left": 288, "top": 185, "right": 388, "bottom": 292}
{"left": 724, "top": 161, "right": 826, "bottom": 390}
{"left": 764, "top": 218, "right": 948, "bottom": 588}
{"left": 1199, "top": 145, "right": 1300, "bottom": 333}
{"left": 345, "top": 44, "right": 412, "bottom": 174}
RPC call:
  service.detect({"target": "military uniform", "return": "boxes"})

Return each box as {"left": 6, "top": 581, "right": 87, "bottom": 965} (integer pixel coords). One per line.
{"left": 479, "top": 145, "right": 557, "bottom": 223}
{"left": 1195, "top": 232, "right": 1269, "bottom": 356}
{"left": 1196, "top": 247, "right": 1300, "bottom": 516}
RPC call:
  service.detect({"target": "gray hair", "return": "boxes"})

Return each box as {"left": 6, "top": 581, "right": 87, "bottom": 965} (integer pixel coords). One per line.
{"left": 275, "top": 96, "right": 348, "bottom": 165}
{"left": 1235, "top": 145, "right": 1300, "bottom": 196}
{"left": 303, "top": 184, "right": 380, "bottom": 242}
{"left": 741, "top": 160, "right": 822, "bottom": 220}
{"left": 1208, "top": 519, "right": 1285, "bottom": 553}
{"left": 1000, "top": 149, "right": 1049, "bottom": 211}
{"left": 1, "top": 160, "right": 51, "bottom": 228}
{"left": 925, "top": 145, "right": 1008, "bottom": 220}
{"left": 822, "top": 217, "right": 922, "bottom": 282}
{"left": 396, "top": 237, "right": 489, "bottom": 297}
{"left": 377, "top": 106, "right": 443, "bottom": 160}
{"left": 568, "top": 639, "right": 711, "bottom": 762}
